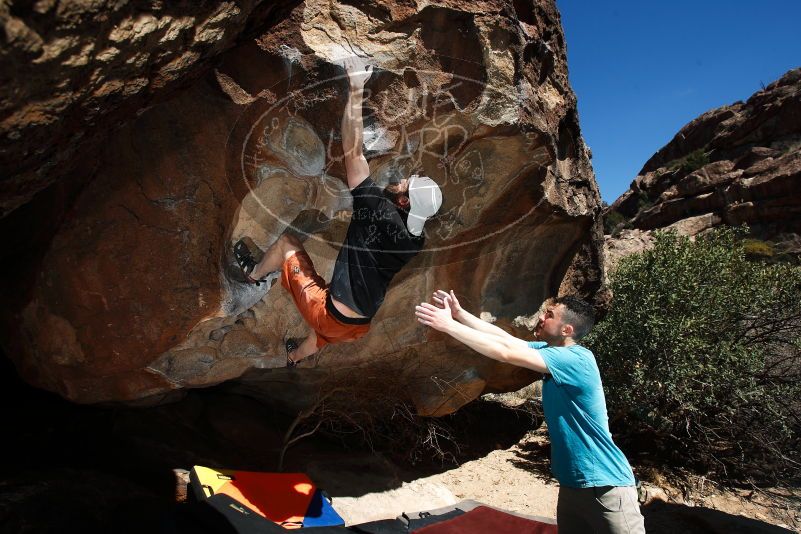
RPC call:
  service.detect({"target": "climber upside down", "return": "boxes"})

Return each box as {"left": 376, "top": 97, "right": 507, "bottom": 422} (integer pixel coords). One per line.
{"left": 234, "top": 58, "right": 443, "bottom": 367}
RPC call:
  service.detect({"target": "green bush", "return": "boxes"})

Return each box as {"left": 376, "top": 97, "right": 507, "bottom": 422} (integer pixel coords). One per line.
{"left": 635, "top": 190, "right": 653, "bottom": 211}
{"left": 681, "top": 148, "right": 710, "bottom": 173}
{"left": 743, "top": 238, "right": 775, "bottom": 258}
{"left": 603, "top": 210, "right": 628, "bottom": 235}
{"left": 586, "top": 227, "right": 801, "bottom": 482}
{"left": 667, "top": 148, "right": 710, "bottom": 174}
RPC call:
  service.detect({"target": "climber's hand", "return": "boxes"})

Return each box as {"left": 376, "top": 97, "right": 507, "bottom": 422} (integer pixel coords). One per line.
{"left": 344, "top": 57, "right": 373, "bottom": 88}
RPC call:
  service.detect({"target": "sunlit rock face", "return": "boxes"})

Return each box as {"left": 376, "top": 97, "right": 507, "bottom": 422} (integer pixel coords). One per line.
{"left": 0, "top": 0, "right": 302, "bottom": 218}
{"left": 607, "top": 68, "right": 801, "bottom": 241}
{"left": 1, "top": 0, "right": 603, "bottom": 415}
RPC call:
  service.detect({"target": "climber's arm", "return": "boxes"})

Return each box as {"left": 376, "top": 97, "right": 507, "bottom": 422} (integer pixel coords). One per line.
{"left": 341, "top": 59, "right": 373, "bottom": 190}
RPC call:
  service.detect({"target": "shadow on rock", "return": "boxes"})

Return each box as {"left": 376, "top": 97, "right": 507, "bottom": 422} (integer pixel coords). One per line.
{"left": 0, "top": 349, "right": 542, "bottom": 531}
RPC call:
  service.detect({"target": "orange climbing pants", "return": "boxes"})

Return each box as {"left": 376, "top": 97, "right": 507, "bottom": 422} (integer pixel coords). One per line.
{"left": 281, "top": 251, "right": 371, "bottom": 349}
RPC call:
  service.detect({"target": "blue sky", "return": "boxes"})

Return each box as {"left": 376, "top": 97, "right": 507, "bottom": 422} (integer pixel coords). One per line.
{"left": 556, "top": 1, "right": 801, "bottom": 203}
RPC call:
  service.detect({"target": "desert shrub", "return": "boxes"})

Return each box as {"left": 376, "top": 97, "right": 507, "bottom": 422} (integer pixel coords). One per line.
{"left": 604, "top": 210, "right": 628, "bottom": 235}
{"left": 276, "top": 362, "right": 521, "bottom": 469}
{"left": 635, "top": 190, "right": 653, "bottom": 211}
{"left": 586, "top": 227, "right": 801, "bottom": 482}
{"left": 667, "top": 148, "right": 710, "bottom": 174}
{"left": 743, "top": 238, "right": 775, "bottom": 259}
{"left": 681, "top": 148, "right": 710, "bottom": 173}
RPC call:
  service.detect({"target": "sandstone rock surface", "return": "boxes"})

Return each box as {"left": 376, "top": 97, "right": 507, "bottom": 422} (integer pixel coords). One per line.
{"left": 607, "top": 68, "right": 801, "bottom": 242}
{"left": 0, "top": 0, "right": 305, "bottom": 218}
{"left": 1, "top": 0, "right": 603, "bottom": 415}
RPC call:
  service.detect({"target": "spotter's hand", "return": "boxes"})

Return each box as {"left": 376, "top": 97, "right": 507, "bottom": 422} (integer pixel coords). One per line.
{"left": 431, "top": 289, "right": 462, "bottom": 320}
{"left": 416, "top": 300, "right": 455, "bottom": 332}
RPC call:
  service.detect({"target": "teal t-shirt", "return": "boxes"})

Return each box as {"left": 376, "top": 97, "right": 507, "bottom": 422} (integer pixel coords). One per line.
{"left": 529, "top": 341, "right": 635, "bottom": 488}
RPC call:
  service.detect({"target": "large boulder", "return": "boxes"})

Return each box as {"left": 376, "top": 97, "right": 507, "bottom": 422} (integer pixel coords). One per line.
{"left": 0, "top": 0, "right": 603, "bottom": 415}
{"left": 0, "top": 0, "right": 302, "bottom": 217}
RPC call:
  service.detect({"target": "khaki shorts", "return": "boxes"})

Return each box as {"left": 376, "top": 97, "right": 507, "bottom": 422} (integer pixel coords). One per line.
{"left": 281, "top": 251, "right": 371, "bottom": 349}
{"left": 557, "top": 485, "right": 645, "bottom": 534}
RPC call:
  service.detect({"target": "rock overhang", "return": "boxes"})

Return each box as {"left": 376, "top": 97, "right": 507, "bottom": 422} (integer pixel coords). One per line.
{"left": 1, "top": 0, "right": 603, "bottom": 415}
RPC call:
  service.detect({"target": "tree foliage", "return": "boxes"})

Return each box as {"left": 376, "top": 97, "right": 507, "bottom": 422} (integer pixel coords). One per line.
{"left": 603, "top": 209, "right": 628, "bottom": 236}
{"left": 586, "top": 228, "right": 801, "bottom": 482}
{"left": 667, "top": 147, "right": 710, "bottom": 174}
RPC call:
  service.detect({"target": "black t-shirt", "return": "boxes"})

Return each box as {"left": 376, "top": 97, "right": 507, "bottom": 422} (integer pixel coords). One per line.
{"left": 329, "top": 177, "right": 424, "bottom": 318}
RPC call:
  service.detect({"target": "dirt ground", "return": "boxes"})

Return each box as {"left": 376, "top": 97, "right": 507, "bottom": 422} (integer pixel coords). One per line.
{"left": 330, "top": 428, "right": 801, "bottom": 533}
{"left": 2, "top": 359, "right": 798, "bottom": 533}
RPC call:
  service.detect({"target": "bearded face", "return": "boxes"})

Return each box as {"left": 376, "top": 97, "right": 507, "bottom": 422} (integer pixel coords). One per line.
{"left": 383, "top": 181, "right": 410, "bottom": 212}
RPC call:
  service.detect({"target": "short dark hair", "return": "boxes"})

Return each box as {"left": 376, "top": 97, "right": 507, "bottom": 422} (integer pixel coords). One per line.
{"left": 554, "top": 296, "right": 595, "bottom": 340}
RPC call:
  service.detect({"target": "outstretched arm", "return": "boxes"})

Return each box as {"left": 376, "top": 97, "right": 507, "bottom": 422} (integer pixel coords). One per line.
{"left": 431, "top": 290, "right": 521, "bottom": 343}
{"left": 341, "top": 58, "right": 372, "bottom": 190}
{"left": 416, "top": 298, "right": 549, "bottom": 374}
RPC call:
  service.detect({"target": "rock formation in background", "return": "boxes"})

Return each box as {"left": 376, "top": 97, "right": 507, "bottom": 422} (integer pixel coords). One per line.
{"left": 0, "top": 0, "right": 603, "bottom": 415}
{"left": 605, "top": 68, "right": 801, "bottom": 271}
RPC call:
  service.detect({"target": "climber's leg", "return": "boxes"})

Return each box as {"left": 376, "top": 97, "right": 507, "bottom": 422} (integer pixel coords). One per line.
{"left": 280, "top": 247, "right": 371, "bottom": 359}
{"left": 287, "top": 332, "right": 319, "bottom": 367}
{"left": 251, "top": 233, "right": 304, "bottom": 280}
